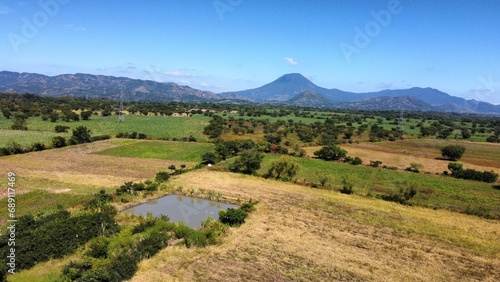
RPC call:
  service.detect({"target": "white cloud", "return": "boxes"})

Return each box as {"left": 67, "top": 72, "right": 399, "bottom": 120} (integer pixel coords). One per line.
{"left": 180, "top": 80, "right": 191, "bottom": 85}
{"left": 164, "top": 71, "right": 191, "bottom": 78}
{"left": 285, "top": 57, "right": 298, "bottom": 65}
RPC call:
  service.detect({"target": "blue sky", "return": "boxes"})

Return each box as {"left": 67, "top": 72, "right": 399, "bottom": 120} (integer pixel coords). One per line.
{"left": 1, "top": 0, "right": 499, "bottom": 104}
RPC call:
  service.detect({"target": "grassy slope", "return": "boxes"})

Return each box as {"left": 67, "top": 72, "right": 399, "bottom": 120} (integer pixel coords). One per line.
{"left": 130, "top": 170, "right": 500, "bottom": 281}
{"left": 258, "top": 154, "right": 500, "bottom": 219}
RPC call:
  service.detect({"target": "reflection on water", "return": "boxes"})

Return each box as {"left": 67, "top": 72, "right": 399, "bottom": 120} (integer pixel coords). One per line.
{"left": 121, "top": 195, "right": 238, "bottom": 228}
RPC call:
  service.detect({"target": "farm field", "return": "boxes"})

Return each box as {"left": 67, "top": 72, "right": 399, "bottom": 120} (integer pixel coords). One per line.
{"left": 0, "top": 139, "right": 188, "bottom": 197}
{"left": 0, "top": 114, "right": 211, "bottom": 147}
{"left": 95, "top": 140, "right": 214, "bottom": 163}
{"left": 316, "top": 139, "right": 500, "bottom": 175}
{"left": 256, "top": 153, "right": 500, "bottom": 219}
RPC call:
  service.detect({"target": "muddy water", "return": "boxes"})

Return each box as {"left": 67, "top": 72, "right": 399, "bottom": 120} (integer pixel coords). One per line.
{"left": 122, "top": 195, "right": 238, "bottom": 228}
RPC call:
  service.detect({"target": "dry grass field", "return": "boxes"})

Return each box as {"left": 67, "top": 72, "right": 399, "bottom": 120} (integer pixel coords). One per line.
{"left": 131, "top": 170, "right": 500, "bottom": 282}
{"left": 0, "top": 139, "right": 192, "bottom": 196}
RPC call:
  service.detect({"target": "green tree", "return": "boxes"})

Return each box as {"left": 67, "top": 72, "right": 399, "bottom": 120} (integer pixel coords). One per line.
{"left": 155, "top": 171, "right": 170, "bottom": 183}
{"left": 69, "top": 126, "right": 92, "bottom": 144}
{"left": 265, "top": 156, "right": 300, "bottom": 181}
{"left": 340, "top": 176, "right": 356, "bottom": 194}
{"left": 1, "top": 108, "right": 12, "bottom": 119}
{"left": 11, "top": 114, "right": 28, "bottom": 130}
{"left": 80, "top": 110, "right": 92, "bottom": 120}
{"left": 441, "top": 145, "right": 466, "bottom": 161}
{"left": 314, "top": 144, "right": 347, "bottom": 161}
{"left": 229, "top": 150, "right": 263, "bottom": 175}
{"left": 461, "top": 128, "right": 471, "bottom": 139}
{"left": 201, "top": 152, "right": 221, "bottom": 165}
{"left": 52, "top": 136, "right": 67, "bottom": 148}
{"left": 49, "top": 111, "right": 59, "bottom": 122}
{"left": 55, "top": 125, "right": 70, "bottom": 133}
{"left": 448, "top": 162, "right": 463, "bottom": 175}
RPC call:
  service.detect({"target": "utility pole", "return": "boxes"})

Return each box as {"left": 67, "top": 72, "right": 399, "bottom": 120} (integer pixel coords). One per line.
{"left": 118, "top": 91, "right": 125, "bottom": 123}
{"left": 397, "top": 110, "right": 404, "bottom": 132}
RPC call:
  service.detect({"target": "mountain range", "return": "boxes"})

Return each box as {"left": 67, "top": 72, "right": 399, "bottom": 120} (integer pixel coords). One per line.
{"left": 1, "top": 71, "right": 499, "bottom": 114}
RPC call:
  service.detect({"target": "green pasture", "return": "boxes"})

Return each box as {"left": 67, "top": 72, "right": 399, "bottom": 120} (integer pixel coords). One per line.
{"left": 94, "top": 140, "right": 214, "bottom": 163}
{"left": 0, "top": 114, "right": 211, "bottom": 147}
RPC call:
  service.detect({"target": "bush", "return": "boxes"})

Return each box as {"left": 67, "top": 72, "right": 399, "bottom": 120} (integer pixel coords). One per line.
{"left": 6, "top": 141, "right": 24, "bottom": 155}
{"left": 52, "top": 136, "right": 67, "bottom": 148}
{"left": 448, "top": 162, "right": 463, "bottom": 174}
{"left": 229, "top": 150, "right": 264, "bottom": 175}
{"left": 85, "top": 237, "right": 109, "bottom": 259}
{"left": 265, "top": 156, "right": 300, "bottom": 181}
{"left": 454, "top": 169, "right": 498, "bottom": 183}
{"left": 370, "top": 160, "right": 383, "bottom": 167}
{"left": 219, "top": 208, "right": 248, "bottom": 227}
{"left": 340, "top": 176, "right": 355, "bottom": 194}
{"left": 116, "top": 132, "right": 129, "bottom": 138}
{"left": 69, "top": 126, "right": 92, "bottom": 145}
{"left": 11, "top": 114, "right": 28, "bottom": 130}
{"left": 447, "top": 162, "right": 498, "bottom": 183}
{"left": 405, "top": 162, "right": 423, "bottom": 173}
{"left": 345, "top": 156, "right": 362, "bottom": 165}
{"left": 0, "top": 210, "right": 118, "bottom": 274}
{"left": 54, "top": 125, "right": 70, "bottom": 133}
{"left": 29, "top": 142, "right": 46, "bottom": 152}
{"left": 314, "top": 144, "right": 347, "bottom": 161}
{"left": 155, "top": 171, "right": 170, "bottom": 183}
{"left": 381, "top": 185, "right": 417, "bottom": 205}
{"left": 441, "top": 145, "right": 466, "bottom": 161}
{"left": 136, "top": 230, "right": 168, "bottom": 258}
{"left": 80, "top": 110, "right": 92, "bottom": 120}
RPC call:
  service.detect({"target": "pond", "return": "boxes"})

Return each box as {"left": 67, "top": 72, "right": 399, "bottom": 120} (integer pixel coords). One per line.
{"left": 121, "top": 195, "right": 239, "bottom": 228}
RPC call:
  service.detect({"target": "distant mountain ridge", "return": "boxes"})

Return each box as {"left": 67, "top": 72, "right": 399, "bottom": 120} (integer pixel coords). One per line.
{"left": 0, "top": 71, "right": 219, "bottom": 102}
{"left": 222, "top": 73, "right": 500, "bottom": 114}
{"left": 1, "top": 71, "right": 499, "bottom": 114}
